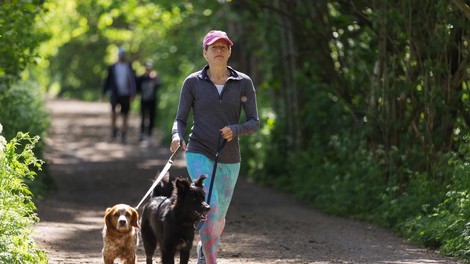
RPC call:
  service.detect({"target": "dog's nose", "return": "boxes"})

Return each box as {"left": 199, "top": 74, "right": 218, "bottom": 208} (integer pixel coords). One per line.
{"left": 203, "top": 202, "right": 210, "bottom": 211}
{"left": 119, "top": 219, "right": 127, "bottom": 225}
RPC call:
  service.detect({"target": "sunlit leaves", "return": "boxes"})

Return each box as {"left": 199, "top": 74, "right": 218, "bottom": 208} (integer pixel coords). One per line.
{"left": 98, "top": 13, "right": 114, "bottom": 30}
{"left": 0, "top": 130, "right": 47, "bottom": 263}
{"left": 0, "top": 0, "right": 46, "bottom": 88}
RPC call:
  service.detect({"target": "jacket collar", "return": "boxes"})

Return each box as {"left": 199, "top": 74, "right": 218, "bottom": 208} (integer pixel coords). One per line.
{"left": 198, "top": 65, "right": 241, "bottom": 81}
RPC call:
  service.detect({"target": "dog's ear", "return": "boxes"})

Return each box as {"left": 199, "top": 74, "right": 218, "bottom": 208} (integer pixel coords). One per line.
{"left": 175, "top": 177, "right": 190, "bottom": 193}
{"left": 104, "top": 207, "right": 114, "bottom": 229}
{"left": 129, "top": 207, "right": 140, "bottom": 229}
{"left": 162, "top": 172, "right": 170, "bottom": 182}
{"left": 194, "top": 174, "right": 207, "bottom": 188}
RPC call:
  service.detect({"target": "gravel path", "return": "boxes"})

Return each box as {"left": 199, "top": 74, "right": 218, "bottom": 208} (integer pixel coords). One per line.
{"left": 33, "top": 99, "right": 461, "bottom": 264}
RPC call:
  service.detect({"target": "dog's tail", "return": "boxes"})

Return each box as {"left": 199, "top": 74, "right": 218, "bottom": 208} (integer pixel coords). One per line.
{"left": 151, "top": 172, "right": 172, "bottom": 197}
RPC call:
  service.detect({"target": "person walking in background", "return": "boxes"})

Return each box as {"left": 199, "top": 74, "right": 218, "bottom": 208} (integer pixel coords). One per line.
{"left": 137, "top": 61, "right": 161, "bottom": 143}
{"left": 170, "top": 30, "right": 260, "bottom": 264}
{"left": 102, "top": 48, "right": 136, "bottom": 143}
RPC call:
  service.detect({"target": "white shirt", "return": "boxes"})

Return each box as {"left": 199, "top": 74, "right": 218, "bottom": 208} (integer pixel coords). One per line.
{"left": 215, "top": 84, "right": 224, "bottom": 95}
{"left": 115, "top": 62, "right": 131, "bottom": 95}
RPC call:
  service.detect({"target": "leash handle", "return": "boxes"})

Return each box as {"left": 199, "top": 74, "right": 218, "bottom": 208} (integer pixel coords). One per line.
{"left": 168, "top": 144, "right": 180, "bottom": 161}
{"left": 206, "top": 135, "right": 227, "bottom": 204}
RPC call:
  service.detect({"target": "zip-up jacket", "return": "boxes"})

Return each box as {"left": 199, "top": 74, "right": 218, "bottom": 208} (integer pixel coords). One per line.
{"left": 172, "top": 65, "right": 260, "bottom": 163}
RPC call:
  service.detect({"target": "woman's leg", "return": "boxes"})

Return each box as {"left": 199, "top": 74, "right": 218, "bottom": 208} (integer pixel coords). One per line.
{"left": 185, "top": 152, "right": 240, "bottom": 264}
{"left": 139, "top": 101, "right": 146, "bottom": 137}
{"left": 148, "top": 101, "right": 156, "bottom": 136}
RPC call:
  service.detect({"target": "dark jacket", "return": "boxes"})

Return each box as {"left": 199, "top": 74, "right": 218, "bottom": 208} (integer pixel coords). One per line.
{"left": 137, "top": 73, "right": 161, "bottom": 102}
{"left": 102, "top": 62, "right": 137, "bottom": 97}
{"left": 172, "top": 65, "right": 259, "bottom": 163}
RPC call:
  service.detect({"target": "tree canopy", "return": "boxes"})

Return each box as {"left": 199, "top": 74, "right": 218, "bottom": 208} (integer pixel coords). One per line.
{"left": 0, "top": 0, "right": 46, "bottom": 90}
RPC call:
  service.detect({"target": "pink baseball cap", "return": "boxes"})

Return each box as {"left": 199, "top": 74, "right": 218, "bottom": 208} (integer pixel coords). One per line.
{"left": 202, "top": 30, "right": 233, "bottom": 48}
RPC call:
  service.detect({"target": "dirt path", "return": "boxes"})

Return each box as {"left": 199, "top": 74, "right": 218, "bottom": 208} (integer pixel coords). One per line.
{"left": 33, "top": 99, "right": 460, "bottom": 264}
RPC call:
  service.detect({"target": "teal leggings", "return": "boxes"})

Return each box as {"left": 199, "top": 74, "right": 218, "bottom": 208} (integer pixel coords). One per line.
{"left": 186, "top": 152, "right": 240, "bottom": 264}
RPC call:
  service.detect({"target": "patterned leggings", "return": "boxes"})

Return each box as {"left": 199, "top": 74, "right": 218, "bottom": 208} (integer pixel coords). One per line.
{"left": 186, "top": 152, "right": 240, "bottom": 264}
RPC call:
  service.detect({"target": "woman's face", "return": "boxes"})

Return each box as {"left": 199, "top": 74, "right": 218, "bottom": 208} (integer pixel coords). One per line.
{"left": 204, "top": 40, "right": 231, "bottom": 65}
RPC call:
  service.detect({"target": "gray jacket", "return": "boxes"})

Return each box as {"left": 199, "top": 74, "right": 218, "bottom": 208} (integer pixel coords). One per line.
{"left": 172, "top": 65, "right": 259, "bottom": 163}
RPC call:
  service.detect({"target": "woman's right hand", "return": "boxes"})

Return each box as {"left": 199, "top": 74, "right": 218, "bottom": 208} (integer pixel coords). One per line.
{"left": 170, "top": 138, "right": 186, "bottom": 152}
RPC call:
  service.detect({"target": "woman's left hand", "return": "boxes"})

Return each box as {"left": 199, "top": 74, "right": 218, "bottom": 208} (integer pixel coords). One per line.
{"left": 220, "top": 126, "right": 234, "bottom": 141}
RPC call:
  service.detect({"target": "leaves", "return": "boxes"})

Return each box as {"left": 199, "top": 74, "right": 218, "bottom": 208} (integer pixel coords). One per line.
{"left": 0, "top": 129, "right": 47, "bottom": 263}
{"left": 0, "top": 0, "right": 46, "bottom": 89}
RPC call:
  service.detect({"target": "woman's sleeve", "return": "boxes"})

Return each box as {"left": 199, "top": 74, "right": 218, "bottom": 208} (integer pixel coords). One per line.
{"left": 172, "top": 78, "right": 193, "bottom": 141}
{"left": 231, "top": 77, "right": 260, "bottom": 137}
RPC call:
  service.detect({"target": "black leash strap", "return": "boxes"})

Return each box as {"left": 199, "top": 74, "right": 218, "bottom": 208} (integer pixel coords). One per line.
{"left": 206, "top": 135, "right": 227, "bottom": 204}
{"left": 196, "top": 134, "right": 227, "bottom": 231}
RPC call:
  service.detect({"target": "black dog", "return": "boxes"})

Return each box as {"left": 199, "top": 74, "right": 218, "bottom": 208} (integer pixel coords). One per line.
{"left": 141, "top": 175, "right": 210, "bottom": 264}
{"left": 151, "top": 173, "right": 178, "bottom": 198}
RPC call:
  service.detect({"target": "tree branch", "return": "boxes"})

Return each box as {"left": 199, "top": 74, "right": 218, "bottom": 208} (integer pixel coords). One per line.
{"left": 451, "top": 0, "right": 470, "bottom": 21}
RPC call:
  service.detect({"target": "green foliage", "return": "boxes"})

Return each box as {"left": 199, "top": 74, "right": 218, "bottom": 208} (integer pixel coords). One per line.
{"left": 401, "top": 154, "right": 470, "bottom": 258}
{"left": 0, "top": 2, "right": 53, "bottom": 261}
{"left": 0, "top": 80, "right": 53, "bottom": 198}
{"left": 239, "top": 106, "right": 274, "bottom": 176}
{"left": 0, "top": 128, "right": 48, "bottom": 263}
{"left": 35, "top": 0, "right": 239, "bottom": 139}
{"left": 0, "top": 0, "right": 46, "bottom": 89}
{"left": 308, "top": 133, "right": 384, "bottom": 217}
{"left": 238, "top": 0, "right": 470, "bottom": 260}
{"left": 263, "top": 127, "right": 386, "bottom": 218}
{"left": 0, "top": 81, "right": 50, "bottom": 142}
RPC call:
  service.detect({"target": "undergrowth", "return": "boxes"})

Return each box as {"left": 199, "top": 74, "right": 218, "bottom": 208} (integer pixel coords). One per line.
{"left": 400, "top": 154, "right": 470, "bottom": 259}
{"left": 0, "top": 125, "right": 48, "bottom": 263}
{"left": 249, "top": 128, "right": 470, "bottom": 262}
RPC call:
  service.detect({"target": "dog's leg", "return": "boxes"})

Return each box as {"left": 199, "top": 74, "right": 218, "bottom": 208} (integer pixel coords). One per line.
{"left": 122, "top": 254, "right": 136, "bottom": 264}
{"left": 179, "top": 249, "right": 190, "bottom": 264}
{"left": 102, "top": 255, "right": 114, "bottom": 264}
{"left": 141, "top": 221, "right": 157, "bottom": 264}
{"left": 144, "top": 239, "right": 156, "bottom": 264}
{"left": 161, "top": 248, "right": 176, "bottom": 264}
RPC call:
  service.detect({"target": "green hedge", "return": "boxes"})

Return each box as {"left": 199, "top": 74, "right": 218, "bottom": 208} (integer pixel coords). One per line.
{"left": 0, "top": 128, "right": 48, "bottom": 263}
{"left": 0, "top": 81, "right": 49, "bottom": 142}
{"left": 250, "top": 123, "right": 470, "bottom": 260}
{"left": 0, "top": 81, "right": 52, "bottom": 263}
{"left": 0, "top": 81, "right": 53, "bottom": 197}
{"left": 400, "top": 154, "right": 470, "bottom": 259}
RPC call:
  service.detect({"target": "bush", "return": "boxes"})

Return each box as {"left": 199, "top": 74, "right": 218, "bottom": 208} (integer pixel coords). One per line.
{"left": 251, "top": 121, "right": 470, "bottom": 260}
{"left": 256, "top": 127, "right": 386, "bottom": 218}
{"left": 401, "top": 155, "right": 470, "bottom": 258}
{"left": 0, "top": 80, "right": 49, "bottom": 142}
{"left": 0, "top": 80, "right": 53, "bottom": 197}
{"left": 0, "top": 126, "right": 48, "bottom": 263}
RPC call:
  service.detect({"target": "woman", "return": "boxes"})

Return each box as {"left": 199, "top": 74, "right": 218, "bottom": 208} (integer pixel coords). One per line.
{"left": 137, "top": 61, "right": 161, "bottom": 142}
{"left": 170, "top": 30, "right": 260, "bottom": 264}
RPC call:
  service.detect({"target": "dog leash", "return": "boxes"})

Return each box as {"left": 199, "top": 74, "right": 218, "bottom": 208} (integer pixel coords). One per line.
{"left": 135, "top": 145, "right": 180, "bottom": 210}
{"left": 206, "top": 135, "right": 227, "bottom": 204}
{"left": 197, "top": 135, "right": 227, "bottom": 231}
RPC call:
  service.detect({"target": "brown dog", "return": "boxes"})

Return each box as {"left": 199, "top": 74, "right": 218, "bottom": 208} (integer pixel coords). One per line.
{"left": 102, "top": 204, "right": 139, "bottom": 264}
